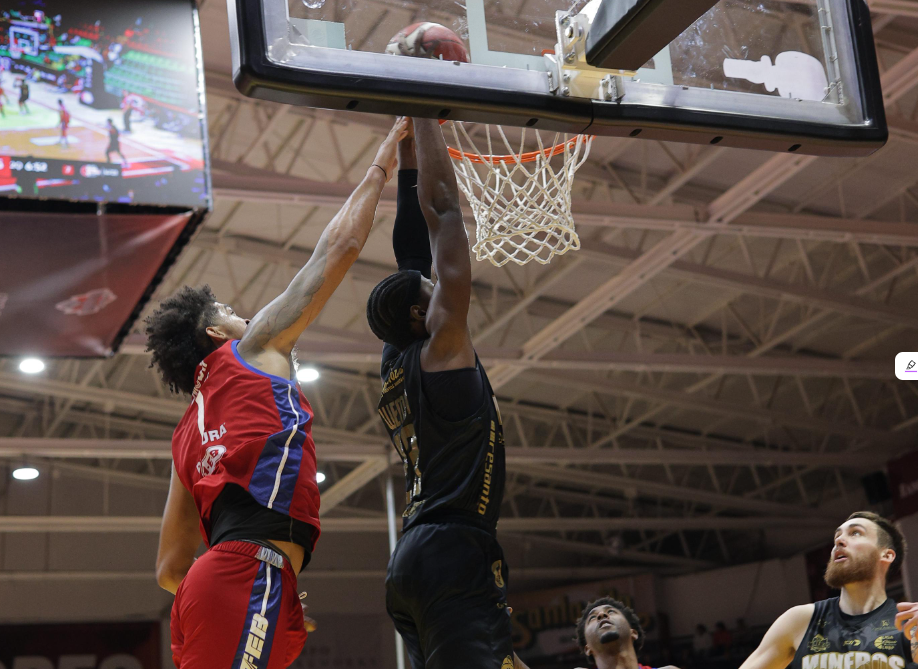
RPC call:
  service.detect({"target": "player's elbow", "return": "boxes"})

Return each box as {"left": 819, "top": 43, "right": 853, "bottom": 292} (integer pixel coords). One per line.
{"left": 329, "top": 234, "right": 363, "bottom": 266}
{"left": 155, "top": 558, "right": 187, "bottom": 594}
{"left": 420, "top": 183, "right": 462, "bottom": 219}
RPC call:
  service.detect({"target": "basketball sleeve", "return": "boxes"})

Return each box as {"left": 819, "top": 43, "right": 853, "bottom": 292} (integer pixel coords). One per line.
{"left": 393, "top": 169, "right": 432, "bottom": 279}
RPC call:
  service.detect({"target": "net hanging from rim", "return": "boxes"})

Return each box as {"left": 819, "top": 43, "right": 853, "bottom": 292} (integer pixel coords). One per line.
{"left": 444, "top": 121, "right": 593, "bottom": 267}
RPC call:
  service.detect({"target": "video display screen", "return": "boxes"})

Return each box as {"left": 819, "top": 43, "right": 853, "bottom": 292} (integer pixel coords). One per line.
{"left": 0, "top": 0, "right": 209, "bottom": 208}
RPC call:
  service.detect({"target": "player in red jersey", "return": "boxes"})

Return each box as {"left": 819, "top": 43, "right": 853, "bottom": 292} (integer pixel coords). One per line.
{"left": 145, "top": 117, "right": 409, "bottom": 669}
{"left": 58, "top": 99, "right": 70, "bottom": 149}
{"left": 575, "top": 598, "right": 680, "bottom": 669}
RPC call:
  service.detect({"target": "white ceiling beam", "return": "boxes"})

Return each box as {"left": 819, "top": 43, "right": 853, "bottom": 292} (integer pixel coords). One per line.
{"left": 209, "top": 162, "right": 918, "bottom": 247}
{"left": 0, "top": 566, "right": 657, "bottom": 582}
{"left": 118, "top": 328, "right": 893, "bottom": 377}
{"left": 881, "top": 43, "right": 918, "bottom": 105}
{"left": 187, "top": 228, "right": 918, "bottom": 331}
{"left": 0, "top": 438, "right": 882, "bottom": 468}
{"left": 505, "top": 532, "right": 716, "bottom": 568}
{"left": 483, "top": 45, "right": 918, "bottom": 391}
{"left": 0, "top": 514, "right": 829, "bottom": 533}
{"left": 511, "top": 463, "right": 831, "bottom": 517}
{"left": 585, "top": 241, "right": 918, "bottom": 328}
{"left": 318, "top": 458, "right": 390, "bottom": 515}
{"left": 529, "top": 370, "right": 903, "bottom": 444}
{"left": 868, "top": 0, "right": 918, "bottom": 17}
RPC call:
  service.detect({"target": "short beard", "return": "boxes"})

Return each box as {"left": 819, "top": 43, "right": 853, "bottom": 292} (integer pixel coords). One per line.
{"left": 824, "top": 547, "right": 879, "bottom": 588}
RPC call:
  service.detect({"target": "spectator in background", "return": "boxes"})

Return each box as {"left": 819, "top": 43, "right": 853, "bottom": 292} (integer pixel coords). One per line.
{"left": 692, "top": 624, "right": 711, "bottom": 661}
{"left": 711, "top": 621, "right": 732, "bottom": 658}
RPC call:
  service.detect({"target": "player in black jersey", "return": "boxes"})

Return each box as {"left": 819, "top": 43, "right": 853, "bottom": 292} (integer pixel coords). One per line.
{"left": 574, "top": 597, "right": 679, "bottom": 669}
{"left": 366, "top": 119, "right": 522, "bottom": 669}
{"left": 740, "top": 511, "right": 918, "bottom": 669}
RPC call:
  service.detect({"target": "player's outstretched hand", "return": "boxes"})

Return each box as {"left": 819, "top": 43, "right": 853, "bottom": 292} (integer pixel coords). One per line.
{"left": 299, "top": 592, "right": 317, "bottom": 633}
{"left": 895, "top": 601, "right": 918, "bottom": 640}
{"left": 372, "top": 117, "right": 411, "bottom": 182}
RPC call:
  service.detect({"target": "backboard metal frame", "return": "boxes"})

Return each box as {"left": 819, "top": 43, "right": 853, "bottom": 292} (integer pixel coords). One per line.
{"left": 228, "top": 0, "right": 887, "bottom": 156}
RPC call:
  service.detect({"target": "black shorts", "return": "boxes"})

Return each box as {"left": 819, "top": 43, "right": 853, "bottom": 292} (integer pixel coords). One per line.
{"left": 386, "top": 522, "right": 514, "bottom": 669}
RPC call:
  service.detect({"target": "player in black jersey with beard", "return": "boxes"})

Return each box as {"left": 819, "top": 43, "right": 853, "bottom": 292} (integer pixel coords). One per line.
{"left": 366, "top": 118, "right": 523, "bottom": 669}
{"left": 740, "top": 511, "right": 918, "bottom": 669}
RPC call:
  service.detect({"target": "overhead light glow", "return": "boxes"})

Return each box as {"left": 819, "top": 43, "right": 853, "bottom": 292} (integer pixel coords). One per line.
{"left": 12, "top": 467, "right": 39, "bottom": 481}
{"left": 316, "top": 472, "right": 326, "bottom": 484}
{"left": 297, "top": 367, "right": 320, "bottom": 383}
{"left": 19, "top": 358, "right": 45, "bottom": 374}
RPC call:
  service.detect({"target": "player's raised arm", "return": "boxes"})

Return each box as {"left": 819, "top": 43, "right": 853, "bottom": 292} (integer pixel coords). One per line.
{"left": 238, "top": 117, "right": 409, "bottom": 364}
{"left": 413, "top": 117, "right": 475, "bottom": 370}
{"left": 739, "top": 604, "right": 813, "bottom": 669}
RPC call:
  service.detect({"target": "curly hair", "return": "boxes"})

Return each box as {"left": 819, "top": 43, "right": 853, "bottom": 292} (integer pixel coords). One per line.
{"left": 144, "top": 285, "right": 219, "bottom": 395}
{"left": 576, "top": 597, "right": 645, "bottom": 660}
{"left": 366, "top": 270, "right": 423, "bottom": 351}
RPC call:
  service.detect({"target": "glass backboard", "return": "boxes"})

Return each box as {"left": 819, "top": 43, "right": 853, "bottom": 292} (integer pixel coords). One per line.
{"left": 227, "top": 0, "right": 887, "bottom": 156}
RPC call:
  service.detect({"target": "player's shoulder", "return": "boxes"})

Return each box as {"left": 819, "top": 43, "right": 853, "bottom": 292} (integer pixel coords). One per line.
{"left": 775, "top": 603, "right": 816, "bottom": 633}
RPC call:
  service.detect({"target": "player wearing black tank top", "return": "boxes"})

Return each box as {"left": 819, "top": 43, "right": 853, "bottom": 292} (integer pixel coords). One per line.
{"left": 366, "top": 119, "right": 526, "bottom": 669}
{"left": 740, "top": 511, "right": 918, "bottom": 669}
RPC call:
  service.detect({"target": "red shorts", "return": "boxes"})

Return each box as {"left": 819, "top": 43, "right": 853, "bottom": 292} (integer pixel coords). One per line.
{"left": 171, "top": 541, "right": 308, "bottom": 669}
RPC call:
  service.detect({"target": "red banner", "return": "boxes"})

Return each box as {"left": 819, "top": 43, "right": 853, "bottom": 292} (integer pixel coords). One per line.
{"left": 889, "top": 450, "right": 918, "bottom": 518}
{"left": 0, "top": 621, "right": 160, "bottom": 669}
{"left": 0, "top": 211, "right": 193, "bottom": 357}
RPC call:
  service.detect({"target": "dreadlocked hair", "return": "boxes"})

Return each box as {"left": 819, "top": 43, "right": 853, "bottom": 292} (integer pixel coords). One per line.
{"left": 366, "top": 270, "right": 422, "bottom": 351}
{"left": 576, "top": 597, "right": 645, "bottom": 659}
{"left": 144, "top": 285, "right": 219, "bottom": 395}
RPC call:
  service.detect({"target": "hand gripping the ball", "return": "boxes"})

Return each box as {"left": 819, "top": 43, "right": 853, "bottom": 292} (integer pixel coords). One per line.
{"left": 385, "top": 22, "right": 469, "bottom": 63}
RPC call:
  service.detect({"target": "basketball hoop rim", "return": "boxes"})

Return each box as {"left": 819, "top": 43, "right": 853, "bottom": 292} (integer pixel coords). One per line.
{"left": 437, "top": 119, "right": 593, "bottom": 165}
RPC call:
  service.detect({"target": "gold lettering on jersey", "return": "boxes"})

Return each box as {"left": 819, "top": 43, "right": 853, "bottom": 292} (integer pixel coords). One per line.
{"left": 844, "top": 640, "right": 861, "bottom": 647}
{"left": 810, "top": 634, "right": 830, "bottom": 652}
{"left": 478, "top": 421, "right": 497, "bottom": 515}
{"left": 379, "top": 394, "right": 411, "bottom": 431}
{"left": 492, "top": 560, "right": 505, "bottom": 588}
{"left": 378, "top": 370, "right": 424, "bottom": 508}
{"left": 801, "top": 652, "right": 905, "bottom": 669}
{"left": 875, "top": 636, "right": 897, "bottom": 651}
{"left": 879, "top": 620, "right": 892, "bottom": 628}
{"left": 381, "top": 367, "right": 404, "bottom": 394}
{"left": 240, "top": 613, "right": 270, "bottom": 667}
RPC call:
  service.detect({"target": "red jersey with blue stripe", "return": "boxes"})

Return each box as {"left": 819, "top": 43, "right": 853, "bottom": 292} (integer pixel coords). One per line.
{"left": 172, "top": 340, "right": 320, "bottom": 549}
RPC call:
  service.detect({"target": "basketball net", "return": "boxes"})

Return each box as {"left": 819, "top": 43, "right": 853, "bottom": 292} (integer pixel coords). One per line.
{"left": 444, "top": 121, "right": 593, "bottom": 267}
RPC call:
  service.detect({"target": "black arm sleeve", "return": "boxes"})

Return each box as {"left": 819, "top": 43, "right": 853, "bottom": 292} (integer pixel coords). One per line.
{"left": 381, "top": 169, "right": 434, "bottom": 379}
{"left": 393, "top": 169, "right": 432, "bottom": 279}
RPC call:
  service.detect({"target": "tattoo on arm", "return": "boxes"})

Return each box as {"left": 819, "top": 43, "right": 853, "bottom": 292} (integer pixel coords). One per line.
{"left": 910, "top": 634, "right": 917, "bottom": 662}
{"left": 245, "top": 235, "right": 329, "bottom": 352}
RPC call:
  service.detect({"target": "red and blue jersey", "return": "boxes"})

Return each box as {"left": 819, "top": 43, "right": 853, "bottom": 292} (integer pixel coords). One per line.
{"left": 172, "top": 340, "right": 320, "bottom": 549}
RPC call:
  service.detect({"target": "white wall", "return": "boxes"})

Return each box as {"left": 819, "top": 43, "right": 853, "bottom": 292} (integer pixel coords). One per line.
{"left": 660, "top": 555, "right": 810, "bottom": 637}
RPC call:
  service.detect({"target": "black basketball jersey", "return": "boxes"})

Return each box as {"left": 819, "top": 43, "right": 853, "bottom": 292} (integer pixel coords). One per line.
{"left": 377, "top": 340, "right": 505, "bottom": 532}
{"left": 792, "top": 597, "right": 913, "bottom": 669}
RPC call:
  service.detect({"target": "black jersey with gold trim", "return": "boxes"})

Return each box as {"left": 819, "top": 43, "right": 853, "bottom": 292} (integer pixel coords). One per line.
{"left": 377, "top": 340, "right": 505, "bottom": 532}
{"left": 792, "top": 597, "right": 913, "bottom": 669}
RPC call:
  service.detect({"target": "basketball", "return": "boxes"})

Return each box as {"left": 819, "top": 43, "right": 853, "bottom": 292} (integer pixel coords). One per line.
{"left": 385, "top": 22, "right": 469, "bottom": 63}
